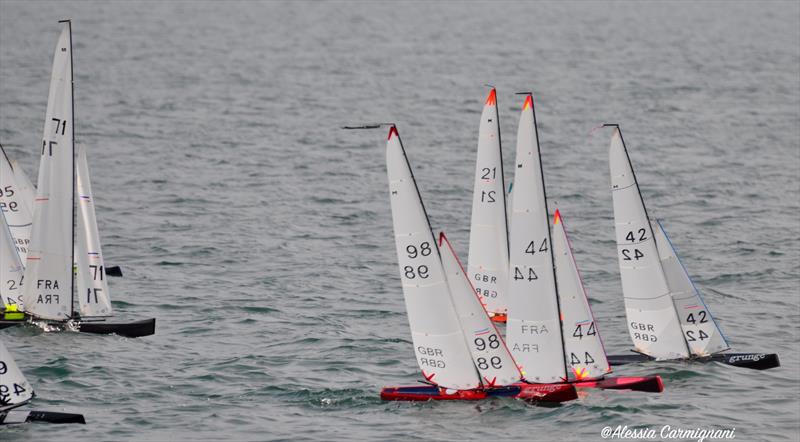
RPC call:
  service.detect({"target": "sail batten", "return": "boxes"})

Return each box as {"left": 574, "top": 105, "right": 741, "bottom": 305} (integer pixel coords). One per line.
{"left": 608, "top": 128, "right": 689, "bottom": 360}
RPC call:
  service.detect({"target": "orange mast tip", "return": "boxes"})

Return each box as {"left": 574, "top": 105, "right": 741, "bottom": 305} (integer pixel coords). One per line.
{"left": 554, "top": 209, "right": 561, "bottom": 224}
{"left": 387, "top": 126, "right": 398, "bottom": 140}
{"left": 485, "top": 88, "right": 496, "bottom": 106}
{"left": 522, "top": 94, "right": 532, "bottom": 111}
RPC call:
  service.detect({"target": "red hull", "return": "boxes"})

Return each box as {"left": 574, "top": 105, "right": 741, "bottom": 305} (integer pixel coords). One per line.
{"left": 572, "top": 375, "right": 664, "bottom": 393}
{"left": 380, "top": 383, "right": 577, "bottom": 403}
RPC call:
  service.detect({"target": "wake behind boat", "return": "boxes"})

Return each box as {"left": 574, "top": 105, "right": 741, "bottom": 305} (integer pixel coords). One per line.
{"left": 0, "top": 20, "right": 154, "bottom": 338}
{"left": 604, "top": 125, "right": 778, "bottom": 370}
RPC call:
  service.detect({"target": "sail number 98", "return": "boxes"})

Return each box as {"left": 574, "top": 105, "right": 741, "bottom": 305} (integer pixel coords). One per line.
{"left": 406, "top": 242, "right": 431, "bottom": 259}
{"left": 477, "top": 356, "right": 502, "bottom": 370}
{"left": 474, "top": 334, "right": 500, "bottom": 351}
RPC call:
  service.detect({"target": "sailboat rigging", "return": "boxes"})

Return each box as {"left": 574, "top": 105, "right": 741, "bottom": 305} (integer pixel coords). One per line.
{"left": 604, "top": 125, "right": 779, "bottom": 370}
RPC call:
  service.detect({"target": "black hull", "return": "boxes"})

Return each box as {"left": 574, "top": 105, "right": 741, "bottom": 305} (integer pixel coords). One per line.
{"left": 608, "top": 352, "right": 780, "bottom": 371}
{"left": 0, "top": 320, "right": 21, "bottom": 330}
{"left": 1, "top": 410, "right": 85, "bottom": 425}
{"left": 105, "top": 265, "right": 123, "bottom": 277}
{"left": 0, "top": 317, "right": 156, "bottom": 338}
{"left": 78, "top": 318, "right": 156, "bottom": 338}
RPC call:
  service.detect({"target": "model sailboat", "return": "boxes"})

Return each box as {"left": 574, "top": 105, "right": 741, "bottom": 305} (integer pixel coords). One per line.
{"left": 605, "top": 125, "right": 779, "bottom": 370}
{"left": 0, "top": 339, "right": 85, "bottom": 424}
{"left": 467, "top": 89, "right": 510, "bottom": 322}
{"left": 0, "top": 20, "right": 153, "bottom": 338}
{"left": 377, "top": 125, "right": 576, "bottom": 402}
{"left": 505, "top": 95, "right": 663, "bottom": 392}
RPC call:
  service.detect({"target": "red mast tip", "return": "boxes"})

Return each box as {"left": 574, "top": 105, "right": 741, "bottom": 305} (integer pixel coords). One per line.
{"left": 522, "top": 94, "right": 533, "bottom": 111}
{"left": 387, "top": 126, "right": 398, "bottom": 140}
{"left": 485, "top": 88, "right": 497, "bottom": 106}
{"left": 438, "top": 231, "right": 447, "bottom": 246}
{"left": 553, "top": 209, "right": 562, "bottom": 224}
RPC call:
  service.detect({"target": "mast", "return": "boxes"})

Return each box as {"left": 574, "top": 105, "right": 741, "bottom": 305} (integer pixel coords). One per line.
{"left": 529, "top": 94, "right": 568, "bottom": 379}
{"left": 59, "top": 19, "right": 76, "bottom": 318}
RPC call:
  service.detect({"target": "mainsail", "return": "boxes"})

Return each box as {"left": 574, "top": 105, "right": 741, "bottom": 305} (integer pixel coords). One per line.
{"left": 438, "top": 232, "right": 521, "bottom": 387}
{"left": 608, "top": 127, "right": 689, "bottom": 359}
{"left": 0, "top": 339, "right": 34, "bottom": 412}
{"left": 0, "top": 146, "right": 33, "bottom": 262}
{"left": 653, "top": 219, "right": 729, "bottom": 356}
{"left": 506, "top": 94, "right": 567, "bottom": 383}
{"left": 21, "top": 21, "right": 75, "bottom": 320}
{"left": 1, "top": 213, "right": 25, "bottom": 309}
{"left": 386, "top": 126, "right": 479, "bottom": 390}
{"left": 75, "top": 145, "right": 112, "bottom": 317}
{"left": 467, "top": 89, "right": 510, "bottom": 317}
{"left": 552, "top": 210, "right": 611, "bottom": 381}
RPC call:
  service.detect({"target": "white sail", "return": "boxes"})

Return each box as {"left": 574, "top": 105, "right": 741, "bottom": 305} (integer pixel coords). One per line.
{"left": 75, "top": 145, "right": 112, "bottom": 317}
{"left": 438, "top": 232, "right": 521, "bottom": 387}
{"left": 0, "top": 147, "right": 33, "bottom": 262}
{"left": 21, "top": 22, "right": 75, "bottom": 321}
{"left": 467, "top": 89, "right": 510, "bottom": 317}
{"left": 552, "top": 210, "right": 611, "bottom": 381}
{"left": 608, "top": 127, "right": 689, "bottom": 359}
{"left": 506, "top": 94, "right": 566, "bottom": 383}
{"left": 653, "top": 219, "right": 729, "bottom": 356}
{"left": 0, "top": 339, "right": 34, "bottom": 412}
{"left": 1, "top": 212, "right": 25, "bottom": 310}
{"left": 10, "top": 159, "right": 36, "bottom": 216}
{"left": 386, "top": 126, "right": 480, "bottom": 390}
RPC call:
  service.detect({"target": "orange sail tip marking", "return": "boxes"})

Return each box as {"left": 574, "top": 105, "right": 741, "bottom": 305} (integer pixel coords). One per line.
{"left": 490, "top": 313, "right": 507, "bottom": 323}
{"left": 485, "top": 88, "right": 497, "bottom": 106}
{"left": 572, "top": 367, "right": 589, "bottom": 380}
{"left": 522, "top": 94, "right": 532, "bottom": 111}
{"left": 387, "top": 126, "right": 398, "bottom": 140}
{"left": 553, "top": 209, "right": 561, "bottom": 225}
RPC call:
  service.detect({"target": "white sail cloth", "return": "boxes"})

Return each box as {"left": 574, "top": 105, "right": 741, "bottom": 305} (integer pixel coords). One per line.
{"left": 22, "top": 22, "right": 75, "bottom": 320}
{"left": 467, "top": 89, "right": 510, "bottom": 317}
{"left": 386, "top": 127, "right": 480, "bottom": 390}
{"left": 608, "top": 128, "right": 689, "bottom": 360}
{"left": 506, "top": 95, "right": 566, "bottom": 383}
{"left": 0, "top": 339, "right": 34, "bottom": 411}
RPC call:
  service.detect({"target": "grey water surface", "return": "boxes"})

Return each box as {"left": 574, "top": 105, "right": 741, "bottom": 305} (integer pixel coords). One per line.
{"left": 0, "top": 1, "right": 798, "bottom": 441}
